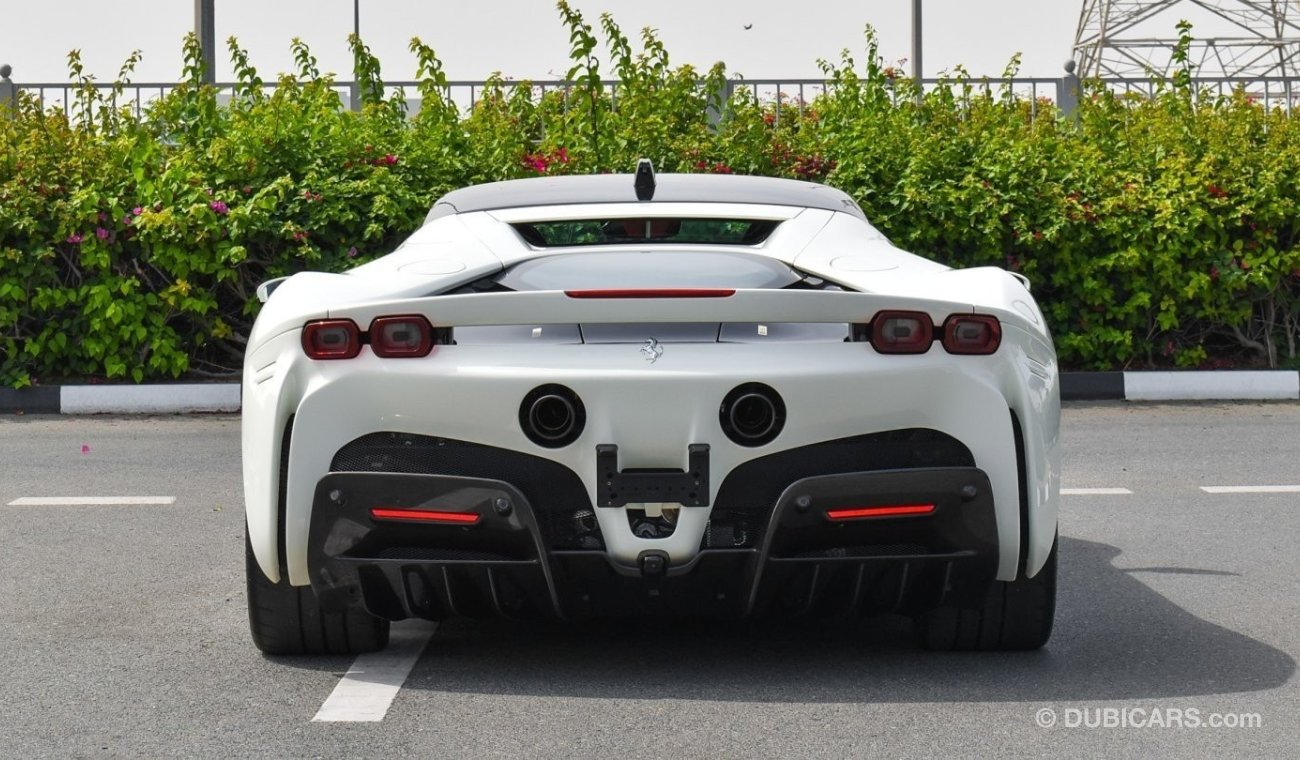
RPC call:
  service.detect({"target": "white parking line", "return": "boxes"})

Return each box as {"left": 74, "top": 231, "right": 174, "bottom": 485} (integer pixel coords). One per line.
{"left": 1061, "top": 488, "right": 1133, "bottom": 495}
{"left": 312, "top": 621, "right": 438, "bottom": 723}
{"left": 1201, "top": 485, "right": 1300, "bottom": 494}
{"left": 7, "top": 496, "right": 177, "bottom": 506}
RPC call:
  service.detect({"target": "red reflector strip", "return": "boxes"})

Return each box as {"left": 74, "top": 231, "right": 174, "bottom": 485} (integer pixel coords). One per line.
{"left": 369, "top": 508, "right": 480, "bottom": 525}
{"left": 564, "top": 288, "right": 736, "bottom": 299}
{"left": 825, "top": 504, "right": 936, "bottom": 520}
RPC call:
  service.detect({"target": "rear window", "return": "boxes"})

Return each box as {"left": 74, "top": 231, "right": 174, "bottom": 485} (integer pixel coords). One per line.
{"left": 497, "top": 251, "right": 803, "bottom": 291}
{"left": 512, "top": 218, "right": 779, "bottom": 247}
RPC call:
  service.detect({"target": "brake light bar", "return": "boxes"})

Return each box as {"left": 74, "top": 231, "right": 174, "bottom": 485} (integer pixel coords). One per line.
{"left": 369, "top": 508, "right": 481, "bottom": 525}
{"left": 825, "top": 504, "right": 936, "bottom": 520}
{"left": 564, "top": 288, "right": 736, "bottom": 299}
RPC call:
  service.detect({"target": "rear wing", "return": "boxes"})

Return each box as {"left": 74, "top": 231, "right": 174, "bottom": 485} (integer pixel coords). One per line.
{"left": 325, "top": 288, "right": 1003, "bottom": 331}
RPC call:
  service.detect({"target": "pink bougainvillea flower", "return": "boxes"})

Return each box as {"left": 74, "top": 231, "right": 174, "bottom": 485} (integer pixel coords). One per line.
{"left": 347, "top": 246, "right": 358, "bottom": 258}
{"left": 384, "top": 154, "right": 398, "bottom": 166}
{"left": 555, "top": 147, "right": 569, "bottom": 164}
{"left": 80, "top": 444, "right": 90, "bottom": 454}
{"left": 521, "top": 153, "right": 549, "bottom": 174}
{"left": 133, "top": 206, "right": 144, "bottom": 216}
{"left": 210, "top": 200, "right": 229, "bottom": 215}
{"left": 66, "top": 233, "right": 84, "bottom": 245}
{"left": 95, "top": 227, "right": 110, "bottom": 240}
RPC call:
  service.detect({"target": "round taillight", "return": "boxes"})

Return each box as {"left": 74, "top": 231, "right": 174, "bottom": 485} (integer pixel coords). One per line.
{"left": 369, "top": 315, "right": 434, "bottom": 358}
{"left": 302, "top": 319, "right": 361, "bottom": 360}
{"left": 942, "top": 315, "right": 1001, "bottom": 355}
{"left": 870, "top": 311, "right": 934, "bottom": 354}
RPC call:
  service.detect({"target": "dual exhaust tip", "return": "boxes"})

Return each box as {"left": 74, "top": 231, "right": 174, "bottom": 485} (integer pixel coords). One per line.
{"left": 519, "top": 385, "right": 586, "bottom": 448}
{"left": 518, "top": 382, "right": 786, "bottom": 449}
{"left": 719, "top": 383, "right": 785, "bottom": 446}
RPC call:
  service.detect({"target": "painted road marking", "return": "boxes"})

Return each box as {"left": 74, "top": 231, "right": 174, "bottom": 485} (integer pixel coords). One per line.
{"left": 1201, "top": 485, "right": 1300, "bottom": 494}
{"left": 1061, "top": 488, "right": 1133, "bottom": 495}
{"left": 312, "top": 621, "right": 438, "bottom": 723}
{"left": 7, "top": 496, "right": 177, "bottom": 506}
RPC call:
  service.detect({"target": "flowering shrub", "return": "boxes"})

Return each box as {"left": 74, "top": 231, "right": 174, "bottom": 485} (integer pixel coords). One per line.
{"left": 2, "top": 4, "right": 1300, "bottom": 386}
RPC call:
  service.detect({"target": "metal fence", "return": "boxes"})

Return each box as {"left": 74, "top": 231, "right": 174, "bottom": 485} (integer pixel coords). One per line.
{"left": 2, "top": 64, "right": 1298, "bottom": 122}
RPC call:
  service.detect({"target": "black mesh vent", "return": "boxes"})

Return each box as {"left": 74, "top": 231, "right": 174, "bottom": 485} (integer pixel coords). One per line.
{"left": 330, "top": 432, "right": 599, "bottom": 550}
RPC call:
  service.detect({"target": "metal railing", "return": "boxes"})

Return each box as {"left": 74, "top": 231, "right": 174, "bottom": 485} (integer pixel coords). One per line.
{"left": 3, "top": 64, "right": 1298, "bottom": 122}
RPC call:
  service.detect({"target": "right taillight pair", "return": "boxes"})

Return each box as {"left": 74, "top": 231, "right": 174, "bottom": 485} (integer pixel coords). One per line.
{"left": 864, "top": 311, "right": 1001, "bottom": 355}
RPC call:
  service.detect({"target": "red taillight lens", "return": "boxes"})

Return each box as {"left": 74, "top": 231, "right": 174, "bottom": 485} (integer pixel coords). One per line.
{"left": 826, "top": 504, "right": 936, "bottom": 520}
{"left": 370, "top": 315, "right": 434, "bottom": 358}
{"left": 370, "top": 508, "right": 480, "bottom": 525}
{"left": 870, "top": 311, "right": 934, "bottom": 354}
{"left": 942, "top": 315, "right": 1001, "bottom": 355}
{"left": 564, "top": 288, "right": 736, "bottom": 299}
{"left": 302, "top": 319, "right": 361, "bottom": 360}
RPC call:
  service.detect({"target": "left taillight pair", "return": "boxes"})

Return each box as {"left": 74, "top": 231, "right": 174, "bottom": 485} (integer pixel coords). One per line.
{"left": 302, "top": 316, "right": 434, "bottom": 360}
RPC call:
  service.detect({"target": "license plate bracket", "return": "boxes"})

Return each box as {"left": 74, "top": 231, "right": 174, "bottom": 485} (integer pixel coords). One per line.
{"left": 595, "top": 444, "right": 710, "bottom": 507}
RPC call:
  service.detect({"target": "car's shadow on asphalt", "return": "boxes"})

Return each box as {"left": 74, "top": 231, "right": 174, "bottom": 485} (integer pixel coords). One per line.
{"left": 390, "top": 536, "right": 1294, "bottom": 702}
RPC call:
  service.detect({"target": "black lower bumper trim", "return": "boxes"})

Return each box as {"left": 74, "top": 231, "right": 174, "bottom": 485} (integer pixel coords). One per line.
{"left": 307, "top": 466, "right": 999, "bottom": 621}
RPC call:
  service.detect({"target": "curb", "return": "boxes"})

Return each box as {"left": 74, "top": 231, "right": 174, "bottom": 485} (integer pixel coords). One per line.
{"left": 2, "top": 372, "right": 1299, "bottom": 414}
{"left": 1060, "top": 370, "right": 1300, "bottom": 402}
{"left": 1, "top": 384, "right": 240, "bottom": 414}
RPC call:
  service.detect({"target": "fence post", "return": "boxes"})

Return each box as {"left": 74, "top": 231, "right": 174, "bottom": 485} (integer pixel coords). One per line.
{"left": 1058, "top": 60, "right": 1080, "bottom": 124}
{"left": 0, "top": 64, "right": 15, "bottom": 117}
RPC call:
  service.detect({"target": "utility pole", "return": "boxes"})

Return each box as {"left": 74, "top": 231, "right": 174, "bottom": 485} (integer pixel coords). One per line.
{"left": 350, "top": 0, "right": 361, "bottom": 110}
{"left": 911, "top": 0, "right": 923, "bottom": 89}
{"left": 194, "top": 0, "right": 216, "bottom": 84}
{"left": 1074, "top": 0, "right": 1300, "bottom": 79}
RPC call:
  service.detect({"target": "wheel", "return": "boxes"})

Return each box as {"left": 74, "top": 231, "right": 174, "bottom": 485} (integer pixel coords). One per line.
{"left": 246, "top": 532, "right": 390, "bottom": 655}
{"left": 916, "top": 534, "right": 1057, "bottom": 651}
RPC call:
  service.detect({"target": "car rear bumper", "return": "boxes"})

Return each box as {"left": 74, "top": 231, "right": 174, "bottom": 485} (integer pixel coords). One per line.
{"left": 307, "top": 462, "right": 998, "bottom": 620}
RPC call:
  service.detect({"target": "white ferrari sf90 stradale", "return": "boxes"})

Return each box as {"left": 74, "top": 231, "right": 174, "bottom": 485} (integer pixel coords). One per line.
{"left": 242, "top": 162, "right": 1060, "bottom": 655}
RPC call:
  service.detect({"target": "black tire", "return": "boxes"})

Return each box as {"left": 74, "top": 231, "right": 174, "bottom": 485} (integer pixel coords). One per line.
{"left": 246, "top": 532, "right": 390, "bottom": 655}
{"left": 917, "top": 534, "right": 1057, "bottom": 651}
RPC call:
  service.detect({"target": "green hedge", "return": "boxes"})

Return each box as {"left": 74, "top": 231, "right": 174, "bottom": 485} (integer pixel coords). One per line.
{"left": 2, "top": 5, "right": 1299, "bottom": 386}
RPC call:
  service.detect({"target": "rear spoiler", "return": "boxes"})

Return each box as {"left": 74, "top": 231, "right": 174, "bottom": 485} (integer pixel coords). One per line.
{"left": 325, "top": 288, "right": 1005, "bottom": 331}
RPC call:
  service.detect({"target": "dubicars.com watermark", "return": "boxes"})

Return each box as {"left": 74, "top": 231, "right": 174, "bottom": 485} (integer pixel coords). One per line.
{"left": 1034, "top": 706, "right": 1263, "bottom": 730}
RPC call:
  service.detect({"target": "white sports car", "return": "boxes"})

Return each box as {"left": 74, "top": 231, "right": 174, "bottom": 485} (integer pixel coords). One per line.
{"left": 242, "top": 163, "right": 1061, "bottom": 655}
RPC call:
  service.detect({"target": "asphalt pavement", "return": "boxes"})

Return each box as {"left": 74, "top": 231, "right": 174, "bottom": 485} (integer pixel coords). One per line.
{"left": 0, "top": 403, "right": 1296, "bottom": 758}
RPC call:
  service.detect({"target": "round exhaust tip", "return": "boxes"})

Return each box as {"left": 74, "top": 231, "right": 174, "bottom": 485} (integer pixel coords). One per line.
{"left": 520, "top": 384, "right": 585, "bottom": 448}
{"left": 720, "top": 383, "right": 785, "bottom": 446}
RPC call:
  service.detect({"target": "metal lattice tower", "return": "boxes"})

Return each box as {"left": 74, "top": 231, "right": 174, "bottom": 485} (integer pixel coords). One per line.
{"left": 1074, "top": 0, "right": 1300, "bottom": 78}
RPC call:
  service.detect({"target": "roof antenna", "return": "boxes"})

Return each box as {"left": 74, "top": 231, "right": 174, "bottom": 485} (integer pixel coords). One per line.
{"left": 634, "top": 158, "right": 656, "bottom": 201}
